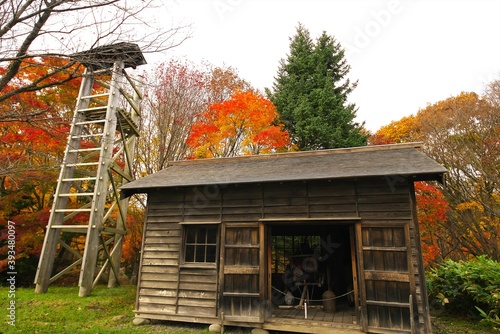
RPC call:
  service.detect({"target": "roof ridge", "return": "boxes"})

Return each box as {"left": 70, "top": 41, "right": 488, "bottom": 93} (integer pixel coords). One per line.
{"left": 170, "top": 142, "right": 423, "bottom": 166}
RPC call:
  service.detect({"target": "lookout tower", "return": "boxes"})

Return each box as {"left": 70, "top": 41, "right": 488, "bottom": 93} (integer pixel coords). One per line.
{"left": 35, "top": 43, "right": 146, "bottom": 296}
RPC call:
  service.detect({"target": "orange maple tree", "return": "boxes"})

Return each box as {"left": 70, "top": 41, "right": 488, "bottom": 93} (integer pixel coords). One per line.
{"left": 0, "top": 57, "right": 82, "bottom": 283}
{"left": 417, "top": 91, "right": 500, "bottom": 261}
{"left": 187, "top": 90, "right": 291, "bottom": 158}
{"left": 371, "top": 87, "right": 500, "bottom": 264}
{"left": 120, "top": 202, "right": 145, "bottom": 281}
{"left": 0, "top": 57, "right": 82, "bottom": 122}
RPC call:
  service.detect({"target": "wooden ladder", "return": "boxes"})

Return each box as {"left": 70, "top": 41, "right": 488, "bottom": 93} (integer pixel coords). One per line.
{"left": 35, "top": 59, "right": 141, "bottom": 296}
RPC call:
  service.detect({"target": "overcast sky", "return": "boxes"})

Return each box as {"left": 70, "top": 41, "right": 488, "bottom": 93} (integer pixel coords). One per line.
{"left": 149, "top": 0, "right": 500, "bottom": 132}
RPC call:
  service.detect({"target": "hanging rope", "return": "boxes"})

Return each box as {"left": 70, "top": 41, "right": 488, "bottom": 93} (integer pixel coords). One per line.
{"left": 272, "top": 286, "right": 354, "bottom": 303}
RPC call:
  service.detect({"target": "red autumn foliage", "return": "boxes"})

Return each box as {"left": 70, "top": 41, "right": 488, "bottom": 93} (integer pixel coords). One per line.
{"left": 415, "top": 182, "right": 449, "bottom": 267}
{"left": 0, "top": 57, "right": 81, "bottom": 275}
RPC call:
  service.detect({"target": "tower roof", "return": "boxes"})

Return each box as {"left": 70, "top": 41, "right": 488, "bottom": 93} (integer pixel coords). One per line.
{"left": 70, "top": 42, "right": 146, "bottom": 70}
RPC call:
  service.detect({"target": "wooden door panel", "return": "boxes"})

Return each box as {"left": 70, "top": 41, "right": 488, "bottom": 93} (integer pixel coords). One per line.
{"left": 221, "top": 223, "right": 264, "bottom": 323}
{"left": 357, "top": 223, "right": 414, "bottom": 333}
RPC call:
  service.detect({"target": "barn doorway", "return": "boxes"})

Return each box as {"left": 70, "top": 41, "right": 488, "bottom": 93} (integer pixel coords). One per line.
{"left": 267, "top": 223, "right": 358, "bottom": 326}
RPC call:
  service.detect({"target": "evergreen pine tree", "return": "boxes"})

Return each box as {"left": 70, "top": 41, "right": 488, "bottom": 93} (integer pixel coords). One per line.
{"left": 268, "top": 24, "right": 367, "bottom": 150}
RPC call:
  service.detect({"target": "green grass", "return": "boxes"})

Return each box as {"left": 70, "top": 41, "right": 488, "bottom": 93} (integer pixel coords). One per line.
{"left": 0, "top": 285, "right": 217, "bottom": 334}
{"left": 431, "top": 309, "right": 499, "bottom": 334}
{"left": 0, "top": 285, "right": 496, "bottom": 333}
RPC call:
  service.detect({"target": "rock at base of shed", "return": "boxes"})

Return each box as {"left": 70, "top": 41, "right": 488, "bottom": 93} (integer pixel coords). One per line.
{"left": 132, "top": 317, "right": 151, "bottom": 326}
{"left": 209, "top": 324, "right": 221, "bottom": 332}
{"left": 251, "top": 329, "right": 269, "bottom": 334}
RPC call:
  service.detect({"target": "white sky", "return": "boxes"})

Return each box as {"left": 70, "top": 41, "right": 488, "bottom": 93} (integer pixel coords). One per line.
{"left": 147, "top": 0, "right": 500, "bottom": 132}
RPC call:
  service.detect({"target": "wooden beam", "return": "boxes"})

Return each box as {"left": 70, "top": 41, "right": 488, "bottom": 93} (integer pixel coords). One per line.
{"left": 259, "top": 217, "right": 361, "bottom": 223}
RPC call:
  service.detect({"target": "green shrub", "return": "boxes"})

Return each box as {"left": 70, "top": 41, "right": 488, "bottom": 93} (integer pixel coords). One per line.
{"left": 426, "top": 255, "right": 500, "bottom": 328}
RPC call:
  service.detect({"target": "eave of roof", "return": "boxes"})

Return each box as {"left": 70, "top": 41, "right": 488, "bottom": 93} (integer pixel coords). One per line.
{"left": 120, "top": 143, "right": 447, "bottom": 198}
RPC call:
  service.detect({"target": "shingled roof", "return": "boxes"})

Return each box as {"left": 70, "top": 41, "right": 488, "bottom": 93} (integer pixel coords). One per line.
{"left": 120, "top": 143, "right": 447, "bottom": 198}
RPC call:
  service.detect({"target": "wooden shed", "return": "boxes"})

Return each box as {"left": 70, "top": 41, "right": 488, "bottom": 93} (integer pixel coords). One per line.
{"left": 121, "top": 143, "right": 446, "bottom": 334}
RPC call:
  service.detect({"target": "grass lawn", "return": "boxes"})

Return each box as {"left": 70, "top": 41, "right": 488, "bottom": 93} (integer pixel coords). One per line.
{"left": 0, "top": 285, "right": 496, "bottom": 333}
{"left": 430, "top": 310, "right": 498, "bottom": 334}
{"left": 0, "top": 285, "right": 219, "bottom": 334}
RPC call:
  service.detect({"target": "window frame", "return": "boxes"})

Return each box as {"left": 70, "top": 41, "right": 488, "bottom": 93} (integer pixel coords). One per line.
{"left": 179, "top": 221, "right": 220, "bottom": 268}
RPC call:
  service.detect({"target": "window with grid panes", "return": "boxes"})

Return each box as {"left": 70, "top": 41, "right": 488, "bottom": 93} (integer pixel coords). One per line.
{"left": 183, "top": 225, "right": 218, "bottom": 264}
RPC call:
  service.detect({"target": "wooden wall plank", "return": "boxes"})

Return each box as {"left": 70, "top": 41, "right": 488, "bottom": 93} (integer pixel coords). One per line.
{"left": 138, "top": 197, "right": 220, "bottom": 319}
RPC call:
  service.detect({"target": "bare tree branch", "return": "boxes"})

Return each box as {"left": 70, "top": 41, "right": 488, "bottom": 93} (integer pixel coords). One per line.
{"left": 0, "top": 0, "right": 191, "bottom": 115}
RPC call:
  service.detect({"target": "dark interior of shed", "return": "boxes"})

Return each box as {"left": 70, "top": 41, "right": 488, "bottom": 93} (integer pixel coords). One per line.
{"left": 269, "top": 224, "right": 355, "bottom": 311}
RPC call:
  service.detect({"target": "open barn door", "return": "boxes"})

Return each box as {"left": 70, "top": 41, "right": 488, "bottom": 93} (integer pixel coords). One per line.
{"left": 219, "top": 223, "right": 266, "bottom": 323}
{"left": 356, "top": 222, "right": 416, "bottom": 333}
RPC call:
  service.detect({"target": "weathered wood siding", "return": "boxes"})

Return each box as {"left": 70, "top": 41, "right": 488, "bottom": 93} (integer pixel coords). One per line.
{"left": 135, "top": 177, "right": 430, "bottom": 333}
{"left": 356, "top": 178, "right": 426, "bottom": 334}
{"left": 136, "top": 190, "right": 219, "bottom": 321}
